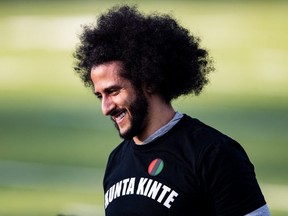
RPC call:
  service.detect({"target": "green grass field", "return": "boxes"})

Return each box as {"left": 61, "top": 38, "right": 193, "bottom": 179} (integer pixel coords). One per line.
{"left": 1, "top": 1, "right": 288, "bottom": 215}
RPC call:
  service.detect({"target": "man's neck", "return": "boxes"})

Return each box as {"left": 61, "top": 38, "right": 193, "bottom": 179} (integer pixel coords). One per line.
{"left": 133, "top": 94, "right": 175, "bottom": 144}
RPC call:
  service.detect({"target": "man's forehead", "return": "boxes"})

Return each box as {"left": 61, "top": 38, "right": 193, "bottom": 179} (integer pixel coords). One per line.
{"left": 91, "top": 61, "right": 131, "bottom": 91}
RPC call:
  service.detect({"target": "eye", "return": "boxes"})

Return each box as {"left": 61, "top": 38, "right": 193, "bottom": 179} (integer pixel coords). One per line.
{"left": 107, "top": 88, "right": 120, "bottom": 96}
{"left": 95, "top": 92, "right": 102, "bottom": 100}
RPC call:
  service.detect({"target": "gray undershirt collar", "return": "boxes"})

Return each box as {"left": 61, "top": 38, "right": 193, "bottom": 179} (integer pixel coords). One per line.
{"left": 142, "top": 111, "right": 183, "bottom": 144}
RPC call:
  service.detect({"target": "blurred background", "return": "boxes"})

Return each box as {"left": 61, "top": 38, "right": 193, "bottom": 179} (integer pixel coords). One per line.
{"left": 0, "top": 0, "right": 287, "bottom": 215}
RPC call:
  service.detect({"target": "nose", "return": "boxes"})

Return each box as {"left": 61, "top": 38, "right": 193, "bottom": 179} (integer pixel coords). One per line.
{"left": 101, "top": 96, "right": 115, "bottom": 116}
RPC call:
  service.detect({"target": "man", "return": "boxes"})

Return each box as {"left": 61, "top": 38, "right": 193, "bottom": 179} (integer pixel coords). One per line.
{"left": 74, "top": 5, "right": 270, "bottom": 216}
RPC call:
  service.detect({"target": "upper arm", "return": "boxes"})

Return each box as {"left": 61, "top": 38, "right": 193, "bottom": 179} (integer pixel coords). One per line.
{"left": 200, "top": 139, "right": 267, "bottom": 215}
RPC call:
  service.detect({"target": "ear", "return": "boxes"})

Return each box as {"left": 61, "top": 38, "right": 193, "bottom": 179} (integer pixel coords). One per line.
{"left": 142, "top": 84, "right": 154, "bottom": 95}
{"left": 146, "top": 86, "right": 154, "bottom": 94}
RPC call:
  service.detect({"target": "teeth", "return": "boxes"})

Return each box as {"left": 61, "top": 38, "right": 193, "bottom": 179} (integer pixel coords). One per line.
{"left": 114, "top": 111, "right": 126, "bottom": 122}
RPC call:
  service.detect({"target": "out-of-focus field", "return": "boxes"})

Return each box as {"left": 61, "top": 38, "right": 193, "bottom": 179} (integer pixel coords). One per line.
{"left": 0, "top": 0, "right": 287, "bottom": 215}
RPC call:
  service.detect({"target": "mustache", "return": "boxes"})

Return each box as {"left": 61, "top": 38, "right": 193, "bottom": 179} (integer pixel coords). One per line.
{"left": 109, "top": 108, "right": 124, "bottom": 117}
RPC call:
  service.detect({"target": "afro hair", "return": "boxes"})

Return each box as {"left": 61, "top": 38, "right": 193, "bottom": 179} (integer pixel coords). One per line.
{"left": 74, "top": 5, "right": 214, "bottom": 102}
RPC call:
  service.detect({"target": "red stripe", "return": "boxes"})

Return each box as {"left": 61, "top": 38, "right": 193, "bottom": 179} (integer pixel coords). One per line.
{"left": 148, "top": 159, "right": 158, "bottom": 174}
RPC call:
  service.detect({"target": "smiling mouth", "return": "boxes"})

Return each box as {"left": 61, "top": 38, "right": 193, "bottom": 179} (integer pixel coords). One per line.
{"left": 112, "top": 110, "right": 127, "bottom": 123}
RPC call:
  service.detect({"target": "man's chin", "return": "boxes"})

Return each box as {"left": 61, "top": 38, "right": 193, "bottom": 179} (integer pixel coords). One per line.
{"left": 118, "top": 127, "right": 138, "bottom": 140}
{"left": 119, "top": 130, "right": 133, "bottom": 139}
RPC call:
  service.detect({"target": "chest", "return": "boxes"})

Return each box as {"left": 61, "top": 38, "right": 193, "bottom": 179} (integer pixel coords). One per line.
{"left": 103, "top": 145, "right": 211, "bottom": 216}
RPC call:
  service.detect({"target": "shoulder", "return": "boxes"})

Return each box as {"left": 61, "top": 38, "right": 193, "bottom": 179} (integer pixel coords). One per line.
{"left": 172, "top": 114, "right": 241, "bottom": 152}
{"left": 177, "top": 116, "right": 267, "bottom": 215}
{"left": 169, "top": 114, "right": 255, "bottom": 177}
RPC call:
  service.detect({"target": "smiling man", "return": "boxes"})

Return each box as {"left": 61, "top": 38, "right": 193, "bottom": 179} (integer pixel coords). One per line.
{"left": 91, "top": 61, "right": 151, "bottom": 141}
{"left": 91, "top": 61, "right": 175, "bottom": 144}
{"left": 73, "top": 5, "right": 270, "bottom": 216}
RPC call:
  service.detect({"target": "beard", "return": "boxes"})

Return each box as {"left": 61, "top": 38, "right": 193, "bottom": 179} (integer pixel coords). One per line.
{"left": 112, "top": 90, "right": 149, "bottom": 140}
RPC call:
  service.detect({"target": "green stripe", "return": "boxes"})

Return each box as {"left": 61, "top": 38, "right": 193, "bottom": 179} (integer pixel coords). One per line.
{"left": 151, "top": 159, "right": 164, "bottom": 176}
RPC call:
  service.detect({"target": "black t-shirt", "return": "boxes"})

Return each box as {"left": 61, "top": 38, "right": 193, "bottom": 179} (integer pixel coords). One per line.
{"left": 103, "top": 114, "right": 266, "bottom": 216}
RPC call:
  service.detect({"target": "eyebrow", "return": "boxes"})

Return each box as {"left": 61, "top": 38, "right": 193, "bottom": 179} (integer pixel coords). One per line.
{"left": 94, "top": 84, "right": 122, "bottom": 96}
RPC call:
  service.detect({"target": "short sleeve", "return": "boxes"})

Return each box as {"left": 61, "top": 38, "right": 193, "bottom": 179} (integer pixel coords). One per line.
{"left": 199, "top": 138, "right": 266, "bottom": 216}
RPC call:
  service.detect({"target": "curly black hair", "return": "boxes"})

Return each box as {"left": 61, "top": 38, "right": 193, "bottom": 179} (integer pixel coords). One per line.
{"left": 73, "top": 5, "right": 214, "bottom": 103}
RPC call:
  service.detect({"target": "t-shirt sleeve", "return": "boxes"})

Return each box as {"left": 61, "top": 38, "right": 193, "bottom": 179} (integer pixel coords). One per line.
{"left": 199, "top": 138, "right": 266, "bottom": 216}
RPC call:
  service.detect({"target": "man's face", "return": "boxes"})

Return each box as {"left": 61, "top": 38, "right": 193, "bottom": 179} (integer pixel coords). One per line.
{"left": 90, "top": 61, "right": 149, "bottom": 139}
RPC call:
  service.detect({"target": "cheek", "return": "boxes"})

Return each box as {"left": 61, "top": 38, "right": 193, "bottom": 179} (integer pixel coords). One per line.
{"left": 116, "top": 93, "right": 136, "bottom": 107}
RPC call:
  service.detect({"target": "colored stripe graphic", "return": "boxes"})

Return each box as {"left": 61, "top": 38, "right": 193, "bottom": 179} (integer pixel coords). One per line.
{"left": 148, "top": 158, "right": 164, "bottom": 176}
